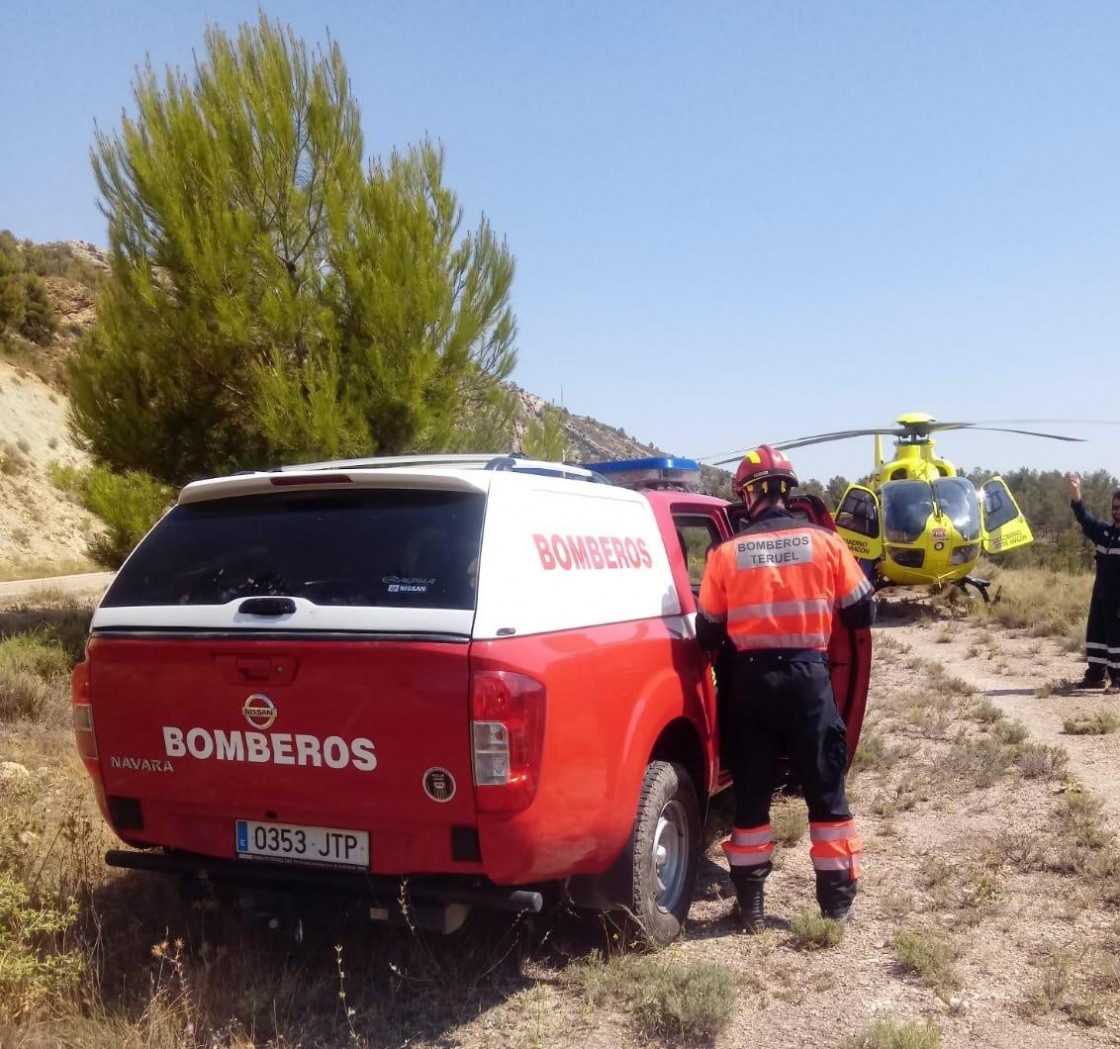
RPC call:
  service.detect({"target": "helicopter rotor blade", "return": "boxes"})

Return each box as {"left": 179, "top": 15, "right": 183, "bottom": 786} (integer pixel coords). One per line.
{"left": 705, "top": 416, "right": 1089, "bottom": 466}
{"left": 963, "top": 425, "right": 1084, "bottom": 442}
{"left": 772, "top": 429, "right": 904, "bottom": 451}
{"left": 920, "top": 422, "right": 972, "bottom": 433}
{"left": 920, "top": 420, "right": 1084, "bottom": 441}
{"left": 708, "top": 428, "right": 901, "bottom": 464}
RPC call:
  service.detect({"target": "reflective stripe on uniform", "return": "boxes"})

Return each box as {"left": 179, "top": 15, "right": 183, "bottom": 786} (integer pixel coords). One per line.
{"left": 722, "top": 823, "right": 774, "bottom": 867}
{"left": 728, "top": 598, "right": 832, "bottom": 622}
{"left": 838, "top": 577, "right": 874, "bottom": 608}
{"left": 727, "top": 629, "right": 831, "bottom": 650}
{"left": 697, "top": 603, "right": 728, "bottom": 623}
{"left": 730, "top": 825, "right": 771, "bottom": 846}
{"left": 725, "top": 595, "right": 833, "bottom": 651}
{"left": 809, "top": 819, "right": 861, "bottom": 878}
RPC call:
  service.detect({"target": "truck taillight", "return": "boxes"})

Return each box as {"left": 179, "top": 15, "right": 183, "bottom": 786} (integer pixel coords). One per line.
{"left": 470, "top": 671, "right": 546, "bottom": 812}
{"left": 71, "top": 662, "right": 98, "bottom": 760}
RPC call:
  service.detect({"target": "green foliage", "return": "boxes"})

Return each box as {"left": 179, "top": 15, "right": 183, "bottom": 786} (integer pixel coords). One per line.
{"left": 788, "top": 910, "right": 846, "bottom": 948}
{"left": 700, "top": 463, "right": 734, "bottom": 500}
{"left": 20, "top": 241, "right": 105, "bottom": 287}
{"left": 518, "top": 403, "right": 569, "bottom": 461}
{"left": 1063, "top": 712, "right": 1119, "bottom": 736}
{"left": 0, "top": 230, "right": 59, "bottom": 346}
{"left": 0, "top": 629, "right": 74, "bottom": 721}
{"left": 0, "top": 600, "right": 94, "bottom": 670}
{"left": 50, "top": 463, "right": 173, "bottom": 568}
{"left": 0, "top": 872, "right": 83, "bottom": 1024}
{"left": 892, "top": 926, "right": 961, "bottom": 992}
{"left": 826, "top": 475, "right": 850, "bottom": 506}
{"left": 70, "top": 14, "right": 518, "bottom": 487}
{"left": 841, "top": 1018, "right": 943, "bottom": 1049}
{"left": 573, "top": 951, "right": 735, "bottom": 1043}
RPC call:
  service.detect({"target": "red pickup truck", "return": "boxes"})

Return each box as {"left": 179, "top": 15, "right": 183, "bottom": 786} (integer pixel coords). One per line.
{"left": 72, "top": 454, "right": 870, "bottom": 945}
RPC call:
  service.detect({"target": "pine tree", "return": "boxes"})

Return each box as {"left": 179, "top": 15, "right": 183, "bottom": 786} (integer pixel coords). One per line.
{"left": 69, "top": 14, "right": 517, "bottom": 487}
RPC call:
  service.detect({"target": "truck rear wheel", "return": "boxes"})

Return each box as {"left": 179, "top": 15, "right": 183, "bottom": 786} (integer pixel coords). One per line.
{"left": 629, "top": 760, "right": 700, "bottom": 946}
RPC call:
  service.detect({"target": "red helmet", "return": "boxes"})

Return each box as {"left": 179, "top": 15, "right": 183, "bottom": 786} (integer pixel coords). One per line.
{"left": 733, "top": 445, "right": 798, "bottom": 495}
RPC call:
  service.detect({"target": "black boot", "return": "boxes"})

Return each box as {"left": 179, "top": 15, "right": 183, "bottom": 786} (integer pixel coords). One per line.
{"left": 731, "top": 864, "right": 770, "bottom": 934}
{"left": 816, "top": 869, "right": 857, "bottom": 922}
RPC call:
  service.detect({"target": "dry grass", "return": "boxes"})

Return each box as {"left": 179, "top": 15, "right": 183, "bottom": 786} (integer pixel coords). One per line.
{"left": 965, "top": 562, "right": 1092, "bottom": 639}
{"left": 1063, "top": 711, "right": 1119, "bottom": 736}
{"left": 0, "top": 557, "right": 100, "bottom": 582}
{"left": 841, "top": 1018, "right": 943, "bottom": 1049}
{"left": 891, "top": 926, "right": 961, "bottom": 993}
{"left": 569, "top": 952, "right": 736, "bottom": 1042}
{"left": 787, "top": 911, "right": 846, "bottom": 950}
{"left": 5, "top": 565, "right": 1120, "bottom": 1047}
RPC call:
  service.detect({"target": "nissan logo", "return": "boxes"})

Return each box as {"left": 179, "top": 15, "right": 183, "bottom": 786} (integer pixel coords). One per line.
{"left": 242, "top": 693, "right": 278, "bottom": 730}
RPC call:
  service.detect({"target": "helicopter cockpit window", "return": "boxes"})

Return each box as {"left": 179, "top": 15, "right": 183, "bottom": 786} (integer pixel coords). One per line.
{"left": 932, "top": 477, "right": 981, "bottom": 542}
{"left": 835, "top": 490, "right": 878, "bottom": 538}
{"left": 882, "top": 481, "right": 933, "bottom": 543}
{"left": 983, "top": 485, "right": 1019, "bottom": 532}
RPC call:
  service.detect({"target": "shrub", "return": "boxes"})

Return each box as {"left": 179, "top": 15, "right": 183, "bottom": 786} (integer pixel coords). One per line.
{"left": 0, "top": 634, "right": 71, "bottom": 721}
{"left": 0, "top": 872, "right": 83, "bottom": 1024}
{"left": 841, "top": 1018, "right": 943, "bottom": 1049}
{"left": 1063, "top": 712, "right": 1118, "bottom": 736}
{"left": 944, "top": 737, "right": 1012, "bottom": 788}
{"left": 572, "top": 952, "right": 735, "bottom": 1043}
{"left": 1014, "top": 742, "right": 1068, "bottom": 780}
{"left": 49, "top": 463, "right": 173, "bottom": 568}
{"left": 892, "top": 927, "right": 961, "bottom": 992}
{"left": 0, "top": 440, "right": 30, "bottom": 476}
{"left": 788, "top": 911, "right": 846, "bottom": 949}
{"left": 628, "top": 959, "right": 736, "bottom": 1041}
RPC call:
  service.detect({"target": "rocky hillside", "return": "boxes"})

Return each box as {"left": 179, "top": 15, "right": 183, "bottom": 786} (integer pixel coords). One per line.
{"left": 0, "top": 239, "right": 729, "bottom": 575}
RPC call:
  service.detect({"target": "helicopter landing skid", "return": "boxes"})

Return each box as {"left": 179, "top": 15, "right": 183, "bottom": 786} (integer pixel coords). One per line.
{"left": 955, "top": 576, "right": 992, "bottom": 603}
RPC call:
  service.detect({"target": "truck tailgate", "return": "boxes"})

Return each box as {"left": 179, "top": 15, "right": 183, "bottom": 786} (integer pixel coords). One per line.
{"left": 87, "top": 636, "right": 479, "bottom": 874}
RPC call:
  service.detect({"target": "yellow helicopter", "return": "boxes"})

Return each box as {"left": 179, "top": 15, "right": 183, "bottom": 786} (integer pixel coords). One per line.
{"left": 718, "top": 413, "right": 1084, "bottom": 600}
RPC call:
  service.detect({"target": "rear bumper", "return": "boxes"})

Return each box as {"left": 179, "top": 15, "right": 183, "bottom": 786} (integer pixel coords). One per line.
{"left": 105, "top": 848, "right": 544, "bottom": 916}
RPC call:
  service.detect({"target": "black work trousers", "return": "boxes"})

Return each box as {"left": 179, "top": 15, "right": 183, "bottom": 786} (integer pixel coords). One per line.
{"left": 725, "top": 654, "right": 851, "bottom": 829}
{"left": 1085, "top": 579, "right": 1120, "bottom": 683}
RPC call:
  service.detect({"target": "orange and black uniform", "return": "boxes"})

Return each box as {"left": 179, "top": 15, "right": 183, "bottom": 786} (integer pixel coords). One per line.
{"left": 697, "top": 505, "right": 874, "bottom": 918}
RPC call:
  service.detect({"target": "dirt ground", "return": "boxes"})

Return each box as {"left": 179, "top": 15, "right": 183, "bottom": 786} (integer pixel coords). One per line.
{"left": 449, "top": 596, "right": 1120, "bottom": 1048}
{"left": 6, "top": 589, "right": 1120, "bottom": 1047}
{"left": 668, "top": 601, "right": 1120, "bottom": 1049}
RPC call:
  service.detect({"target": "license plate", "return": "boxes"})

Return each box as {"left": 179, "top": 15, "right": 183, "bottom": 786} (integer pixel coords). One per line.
{"left": 235, "top": 820, "right": 369, "bottom": 868}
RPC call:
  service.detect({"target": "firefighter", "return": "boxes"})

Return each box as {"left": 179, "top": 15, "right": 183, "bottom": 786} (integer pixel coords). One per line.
{"left": 1067, "top": 472, "right": 1120, "bottom": 689}
{"left": 697, "top": 445, "right": 875, "bottom": 933}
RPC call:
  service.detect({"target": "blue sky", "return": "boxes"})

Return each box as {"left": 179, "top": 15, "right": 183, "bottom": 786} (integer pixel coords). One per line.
{"left": 3, "top": 1, "right": 1118, "bottom": 485}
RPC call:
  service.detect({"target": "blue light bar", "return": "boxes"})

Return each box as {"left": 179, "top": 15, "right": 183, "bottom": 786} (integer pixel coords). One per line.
{"left": 584, "top": 457, "right": 703, "bottom": 490}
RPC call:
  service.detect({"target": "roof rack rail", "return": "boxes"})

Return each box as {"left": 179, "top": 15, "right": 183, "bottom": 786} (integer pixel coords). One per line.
{"left": 484, "top": 455, "right": 608, "bottom": 483}
{"left": 275, "top": 452, "right": 607, "bottom": 483}
{"left": 277, "top": 453, "right": 501, "bottom": 473}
